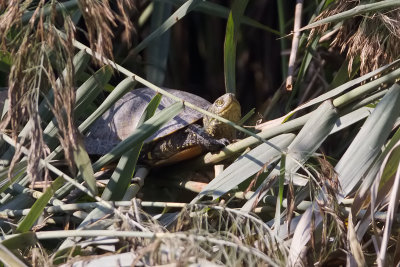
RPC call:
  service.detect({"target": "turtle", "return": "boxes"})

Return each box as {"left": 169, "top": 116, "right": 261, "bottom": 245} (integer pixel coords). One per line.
{"left": 84, "top": 88, "right": 241, "bottom": 166}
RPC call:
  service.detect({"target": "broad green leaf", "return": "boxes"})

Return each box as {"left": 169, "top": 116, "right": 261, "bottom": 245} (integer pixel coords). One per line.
{"left": 353, "top": 127, "right": 400, "bottom": 240}
{"left": 336, "top": 84, "right": 400, "bottom": 197}
{"left": 192, "top": 134, "right": 294, "bottom": 202}
{"left": 1, "top": 232, "right": 37, "bottom": 250}
{"left": 74, "top": 139, "right": 97, "bottom": 196}
{"left": 131, "top": 0, "right": 202, "bottom": 55}
{"left": 352, "top": 126, "right": 400, "bottom": 219}
{"left": 289, "top": 85, "right": 400, "bottom": 263}
{"left": 379, "top": 138, "right": 400, "bottom": 188}
{"left": 224, "top": 0, "right": 248, "bottom": 94}
{"left": 102, "top": 94, "right": 162, "bottom": 201}
{"left": 16, "top": 177, "right": 64, "bottom": 233}
{"left": 146, "top": 1, "right": 172, "bottom": 86}
{"left": 0, "top": 244, "right": 28, "bottom": 267}
{"left": 329, "top": 107, "right": 372, "bottom": 134}
{"left": 243, "top": 100, "right": 338, "bottom": 212}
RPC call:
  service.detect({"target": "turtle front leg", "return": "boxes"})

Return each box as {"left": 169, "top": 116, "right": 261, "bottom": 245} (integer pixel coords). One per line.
{"left": 143, "top": 124, "right": 229, "bottom": 166}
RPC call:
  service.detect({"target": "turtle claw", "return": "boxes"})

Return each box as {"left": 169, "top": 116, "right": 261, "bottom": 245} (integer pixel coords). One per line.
{"left": 218, "top": 138, "right": 230, "bottom": 146}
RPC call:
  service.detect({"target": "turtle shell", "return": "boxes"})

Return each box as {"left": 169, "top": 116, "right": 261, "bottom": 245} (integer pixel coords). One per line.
{"left": 85, "top": 88, "right": 211, "bottom": 155}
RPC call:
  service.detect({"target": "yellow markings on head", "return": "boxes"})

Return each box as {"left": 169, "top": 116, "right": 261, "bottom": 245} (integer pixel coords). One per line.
{"left": 214, "top": 99, "right": 224, "bottom": 107}
{"left": 203, "top": 93, "right": 241, "bottom": 140}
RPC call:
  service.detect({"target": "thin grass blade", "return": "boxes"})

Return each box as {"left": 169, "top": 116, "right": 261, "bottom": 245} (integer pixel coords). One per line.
{"left": 352, "top": 127, "right": 400, "bottom": 220}
{"left": 43, "top": 65, "right": 113, "bottom": 149}
{"left": 101, "top": 94, "right": 162, "bottom": 201}
{"left": 0, "top": 50, "right": 90, "bottom": 161}
{"left": 132, "top": 0, "right": 202, "bottom": 55}
{"left": 78, "top": 78, "right": 136, "bottom": 134}
{"left": 301, "top": 0, "right": 400, "bottom": 31}
{"left": 243, "top": 100, "right": 338, "bottom": 212}
{"left": 146, "top": 1, "right": 172, "bottom": 86}
{"left": 289, "top": 84, "right": 400, "bottom": 264}
{"left": 379, "top": 145, "right": 400, "bottom": 266}
{"left": 16, "top": 176, "right": 64, "bottom": 233}
{"left": 0, "top": 244, "right": 28, "bottom": 267}
{"left": 156, "top": 0, "right": 280, "bottom": 35}
{"left": 74, "top": 139, "right": 97, "bottom": 196}
{"left": 336, "top": 84, "right": 400, "bottom": 198}
{"left": 0, "top": 160, "right": 27, "bottom": 194}
{"left": 192, "top": 134, "right": 295, "bottom": 203}
{"left": 224, "top": 0, "right": 248, "bottom": 94}
{"left": 92, "top": 101, "right": 183, "bottom": 171}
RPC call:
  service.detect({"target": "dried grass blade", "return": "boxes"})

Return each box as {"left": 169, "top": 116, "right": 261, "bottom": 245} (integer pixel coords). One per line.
{"left": 43, "top": 65, "right": 113, "bottom": 149}
{"left": 347, "top": 212, "right": 367, "bottom": 266}
{"left": 378, "top": 144, "right": 400, "bottom": 266}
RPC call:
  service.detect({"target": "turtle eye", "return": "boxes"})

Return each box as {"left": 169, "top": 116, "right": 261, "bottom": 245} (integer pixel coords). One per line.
{"left": 215, "top": 99, "right": 224, "bottom": 107}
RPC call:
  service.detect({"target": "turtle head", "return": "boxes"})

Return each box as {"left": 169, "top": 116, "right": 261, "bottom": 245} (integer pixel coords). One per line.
{"left": 203, "top": 93, "right": 241, "bottom": 140}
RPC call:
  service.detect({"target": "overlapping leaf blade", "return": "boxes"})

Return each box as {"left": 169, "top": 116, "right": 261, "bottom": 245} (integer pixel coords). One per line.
{"left": 192, "top": 134, "right": 295, "bottom": 203}
{"left": 289, "top": 85, "right": 400, "bottom": 264}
